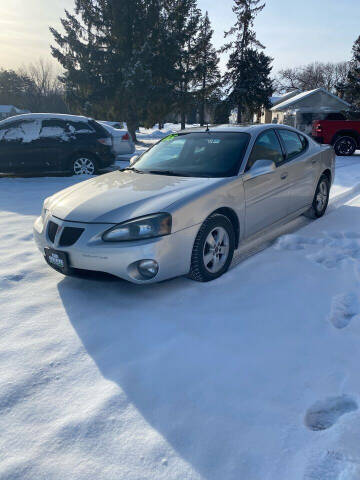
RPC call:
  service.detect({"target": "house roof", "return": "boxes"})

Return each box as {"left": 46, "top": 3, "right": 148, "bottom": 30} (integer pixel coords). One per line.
{"left": 270, "top": 90, "right": 300, "bottom": 107}
{"left": 271, "top": 88, "right": 351, "bottom": 111}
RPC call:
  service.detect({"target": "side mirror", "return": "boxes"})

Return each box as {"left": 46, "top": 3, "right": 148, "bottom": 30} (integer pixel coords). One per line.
{"left": 248, "top": 159, "right": 276, "bottom": 177}
{"left": 129, "top": 155, "right": 138, "bottom": 166}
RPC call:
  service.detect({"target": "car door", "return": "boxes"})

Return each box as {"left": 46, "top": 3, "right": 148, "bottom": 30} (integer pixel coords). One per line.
{"left": 277, "top": 129, "right": 318, "bottom": 213}
{"left": 0, "top": 120, "right": 38, "bottom": 172}
{"left": 243, "top": 129, "right": 291, "bottom": 237}
{"left": 37, "top": 119, "right": 70, "bottom": 171}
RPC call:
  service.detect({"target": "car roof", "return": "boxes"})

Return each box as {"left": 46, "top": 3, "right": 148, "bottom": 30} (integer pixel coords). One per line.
{"left": 0, "top": 113, "right": 91, "bottom": 125}
{"left": 178, "top": 123, "right": 301, "bottom": 135}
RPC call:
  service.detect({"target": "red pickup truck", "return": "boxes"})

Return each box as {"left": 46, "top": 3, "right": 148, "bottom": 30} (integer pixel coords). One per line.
{"left": 312, "top": 113, "right": 360, "bottom": 156}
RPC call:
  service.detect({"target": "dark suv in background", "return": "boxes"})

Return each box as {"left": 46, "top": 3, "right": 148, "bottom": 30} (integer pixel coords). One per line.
{"left": 0, "top": 114, "right": 115, "bottom": 175}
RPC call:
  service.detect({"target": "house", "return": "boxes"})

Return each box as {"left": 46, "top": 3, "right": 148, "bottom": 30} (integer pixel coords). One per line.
{"left": 229, "top": 91, "right": 301, "bottom": 125}
{"left": 0, "top": 105, "right": 29, "bottom": 120}
{"left": 269, "top": 88, "right": 351, "bottom": 134}
{"left": 258, "top": 91, "right": 300, "bottom": 124}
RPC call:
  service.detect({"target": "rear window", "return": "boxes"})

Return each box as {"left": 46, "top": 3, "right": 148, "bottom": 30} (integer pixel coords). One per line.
{"left": 89, "top": 120, "right": 110, "bottom": 137}
{"left": 278, "top": 129, "right": 307, "bottom": 160}
{"left": 314, "top": 112, "right": 347, "bottom": 121}
{"left": 67, "top": 121, "right": 95, "bottom": 134}
{"left": 325, "top": 112, "right": 346, "bottom": 121}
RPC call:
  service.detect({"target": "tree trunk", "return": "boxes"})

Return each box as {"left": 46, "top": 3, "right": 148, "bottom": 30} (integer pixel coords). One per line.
{"left": 200, "top": 102, "right": 205, "bottom": 126}
{"left": 200, "top": 76, "right": 206, "bottom": 126}
{"left": 127, "top": 120, "right": 138, "bottom": 143}
{"left": 181, "top": 111, "right": 186, "bottom": 130}
{"left": 237, "top": 103, "right": 242, "bottom": 124}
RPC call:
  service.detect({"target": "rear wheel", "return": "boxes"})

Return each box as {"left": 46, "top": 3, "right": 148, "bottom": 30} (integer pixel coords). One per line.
{"left": 304, "top": 174, "right": 330, "bottom": 219}
{"left": 188, "top": 214, "right": 235, "bottom": 282}
{"left": 71, "top": 155, "right": 97, "bottom": 175}
{"left": 334, "top": 136, "right": 357, "bottom": 156}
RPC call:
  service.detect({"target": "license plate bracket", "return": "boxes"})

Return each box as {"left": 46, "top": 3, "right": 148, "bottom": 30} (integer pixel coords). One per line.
{"left": 44, "top": 248, "right": 70, "bottom": 275}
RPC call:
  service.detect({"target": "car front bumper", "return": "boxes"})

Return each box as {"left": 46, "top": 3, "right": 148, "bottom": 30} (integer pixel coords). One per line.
{"left": 33, "top": 215, "right": 199, "bottom": 284}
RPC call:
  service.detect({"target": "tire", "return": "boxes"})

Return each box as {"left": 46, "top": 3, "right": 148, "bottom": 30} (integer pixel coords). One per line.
{"left": 71, "top": 154, "right": 98, "bottom": 176}
{"left": 188, "top": 214, "right": 235, "bottom": 282}
{"left": 304, "top": 174, "right": 330, "bottom": 219}
{"left": 333, "top": 136, "right": 356, "bottom": 156}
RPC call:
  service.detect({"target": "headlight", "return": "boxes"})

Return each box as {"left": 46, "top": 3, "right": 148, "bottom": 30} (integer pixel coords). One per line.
{"left": 102, "top": 213, "right": 172, "bottom": 242}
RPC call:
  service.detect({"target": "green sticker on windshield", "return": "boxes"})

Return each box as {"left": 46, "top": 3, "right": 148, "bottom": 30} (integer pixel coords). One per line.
{"left": 162, "top": 134, "right": 178, "bottom": 142}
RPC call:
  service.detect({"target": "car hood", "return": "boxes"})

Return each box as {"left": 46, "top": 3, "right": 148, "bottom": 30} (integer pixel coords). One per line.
{"left": 46, "top": 170, "right": 221, "bottom": 224}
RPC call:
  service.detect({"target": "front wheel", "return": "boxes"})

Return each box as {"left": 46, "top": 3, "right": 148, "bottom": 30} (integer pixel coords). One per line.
{"left": 334, "top": 136, "right": 356, "bottom": 156}
{"left": 188, "top": 214, "right": 235, "bottom": 282}
{"left": 71, "top": 155, "right": 98, "bottom": 176}
{"left": 304, "top": 175, "right": 330, "bottom": 219}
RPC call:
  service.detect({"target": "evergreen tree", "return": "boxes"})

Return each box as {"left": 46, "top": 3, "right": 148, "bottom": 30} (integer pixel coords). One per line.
{"left": 0, "top": 69, "right": 35, "bottom": 109}
{"left": 165, "top": 0, "right": 202, "bottom": 129}
{"left": 50, "top": 1, "right": 154, "bottom": 141}
{"left": 142, "top": 0, "right": 179, "bottom": 129}
{"left": 222, "top": 0, "right": 273, "bottom": 122}
{"left": 213, "top": 99, "right": 232, "bottom": 124}
{"left": 341, "top": 36, "right": 360, "bottom": 108}
{"left": 194, "top": 12, "right": 221, "bottom": 126}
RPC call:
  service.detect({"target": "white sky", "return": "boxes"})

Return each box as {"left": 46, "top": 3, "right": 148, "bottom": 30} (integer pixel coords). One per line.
{"left": 0, "top": 0, "right": 359, "bottom": 74}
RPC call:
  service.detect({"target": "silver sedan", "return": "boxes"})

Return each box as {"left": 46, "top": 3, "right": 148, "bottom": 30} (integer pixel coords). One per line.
{"left": 34, "top": 125, "right": 335, "bottom": 283}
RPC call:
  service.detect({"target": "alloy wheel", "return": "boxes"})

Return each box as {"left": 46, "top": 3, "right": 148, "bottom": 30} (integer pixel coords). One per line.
{"left": 316, "top": 179, "right": 328, "bottom": 213}
{"left": 203, "top": 226, "right": 230, "bottom": 274}
{"left": 73, "top": 157, "right": 96, "bottom": 175}
{"left": 336, "top": 138, "right": 356, "bottom": 156}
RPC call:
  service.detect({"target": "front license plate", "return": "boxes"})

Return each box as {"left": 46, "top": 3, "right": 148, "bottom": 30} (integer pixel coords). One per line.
{"left": 44, "top": 248, "right": 69, "bottom": 274}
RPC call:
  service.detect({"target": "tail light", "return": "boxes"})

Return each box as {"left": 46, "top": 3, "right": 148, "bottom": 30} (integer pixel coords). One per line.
{"left": 313, "top": 122, "right": 323, "bottom": 134}
{"left": 97, "top": 138, "right": 112, "bottom": 146}
{"left": 122, "top": 133, "right": 130, "bottom": 141}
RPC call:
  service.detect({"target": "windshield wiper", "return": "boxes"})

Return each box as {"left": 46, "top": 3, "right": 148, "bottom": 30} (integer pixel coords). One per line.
{"left": 120, "top": 167, "right": 144, "bottom": 174}
{"left": 147, "top": 170, "right": 192, "bottom": 177}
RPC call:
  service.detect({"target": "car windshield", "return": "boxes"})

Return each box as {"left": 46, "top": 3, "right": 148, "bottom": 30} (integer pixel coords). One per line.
{"left": 132, "top": 132, "right": 250, "bottom": 178}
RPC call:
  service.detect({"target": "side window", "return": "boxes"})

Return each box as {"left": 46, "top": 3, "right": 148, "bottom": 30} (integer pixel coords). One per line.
{"left": 246, "top": 130, "right": 283, "bottom": 171}
{"left": 298, "top": 133, "right": 308, "bottom": 150}
{"left": 2, "top": 121, "right": 25, "bottom": 142}
{"left": 67, "top": 121, "right": 95, "bottom": 134}
{"left": 1, "top": 120, "right": 41, "bottom": 143}
{"left": 278, "top": 130, "right": 306, "bottom": 160}
{"left": 40, "top": 119, "right": 68, "bottom": 140}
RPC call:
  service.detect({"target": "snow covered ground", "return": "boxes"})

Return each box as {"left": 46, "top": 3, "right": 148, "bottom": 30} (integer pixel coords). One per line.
{"left": 1, "top": 150, "right": 360, "bottom": 479}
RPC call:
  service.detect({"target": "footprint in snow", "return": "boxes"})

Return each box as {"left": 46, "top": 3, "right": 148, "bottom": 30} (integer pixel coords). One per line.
{"left": 304, "top": 450, "right": 360, "bottom": 479}
{"left": 0, "top": 273, "right": 26, "bottom": 287}
{"left": 275, "top": 232, "right": 360, "bottom": 269}
{"left": 305, "top": 395, "right": 358, "bottom": 431}
{"left": 328, "top": 293, "right": 360, "bottom": 329}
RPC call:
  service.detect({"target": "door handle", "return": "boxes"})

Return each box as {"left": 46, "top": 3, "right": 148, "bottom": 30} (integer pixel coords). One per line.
{"left": 311, "top": 159, "right": 317, "bottom": 164}
{"left": 281, "top": 173, "right": 288, "bottom": 180}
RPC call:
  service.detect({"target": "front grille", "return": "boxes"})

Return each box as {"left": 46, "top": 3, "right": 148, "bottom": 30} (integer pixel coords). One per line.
{"left": 47, "top": 221, "right": 58, "bottom": 243}
{"left": 59, "top": 227, "right": 84, "bottom": 247}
